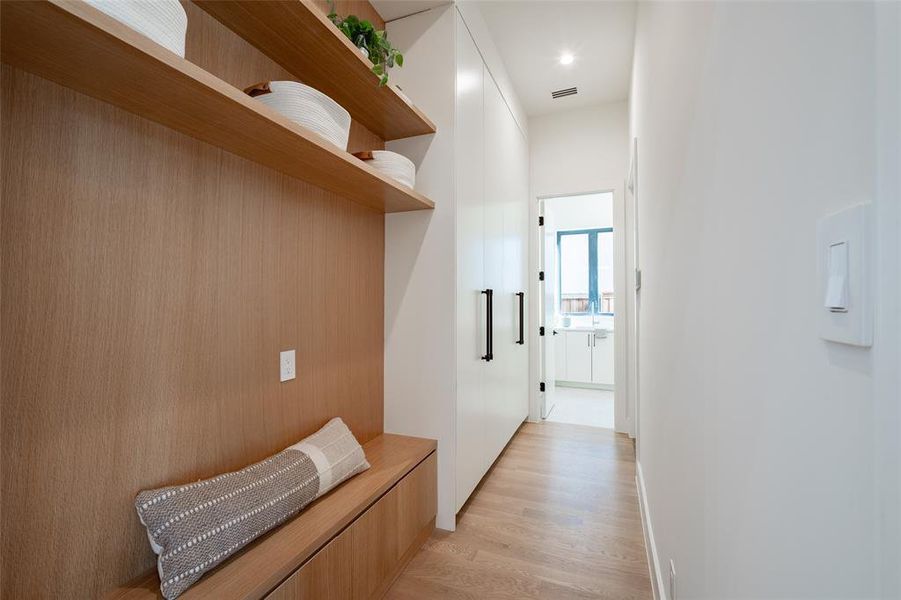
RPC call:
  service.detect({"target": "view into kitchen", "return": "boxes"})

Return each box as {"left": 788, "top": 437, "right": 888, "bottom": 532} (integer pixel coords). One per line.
{"left": 542, "top": 191, "right": 615, "bottom": 428}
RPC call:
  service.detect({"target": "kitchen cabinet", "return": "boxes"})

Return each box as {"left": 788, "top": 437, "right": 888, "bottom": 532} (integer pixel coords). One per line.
{"left": 556, "top": 329, "right": 614, "bottom": 387}
{"left": 563, "top": 331, "right": 593, "bottom": 382}
{"left": 591, "top": 331, "right": 615, "bottom": 385}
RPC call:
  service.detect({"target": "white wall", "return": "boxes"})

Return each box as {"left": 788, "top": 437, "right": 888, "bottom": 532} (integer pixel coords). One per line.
{"left": 629, "top": 2, "right": 900, "bottom": 598}
{"left": 530, "top": 102, "right": 628, "bottom": 200}
{"left": 547, "top": 192, "right": 613, "bottom": 232}
{"left": 384, "top": 5, "right": 457, "bottom": 531}
{"left": 529, "top": 103, "right": 630, "bottom": 432}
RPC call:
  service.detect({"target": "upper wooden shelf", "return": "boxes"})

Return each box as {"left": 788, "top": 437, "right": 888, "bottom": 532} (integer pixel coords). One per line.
{"left": 0, "top": 0, "right": 434, "bottom": 213}
{"left": 197, "top": 0, "right": 437, "bottom": 141}
{"left": 107, "top": 434, "right": 437, "bottom": 599}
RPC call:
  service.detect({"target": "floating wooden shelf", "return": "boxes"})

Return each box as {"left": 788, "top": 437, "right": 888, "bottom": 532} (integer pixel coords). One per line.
{"left": 197, "top": 0, "right": 437, "bottom": 141}
{"left": 0, "top": 0, "right": 435, "bottom": 214}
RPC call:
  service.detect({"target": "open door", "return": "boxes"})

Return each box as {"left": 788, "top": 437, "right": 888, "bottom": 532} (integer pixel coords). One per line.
{"left": 540, "top": 201, "right": 557, "bottom": 419}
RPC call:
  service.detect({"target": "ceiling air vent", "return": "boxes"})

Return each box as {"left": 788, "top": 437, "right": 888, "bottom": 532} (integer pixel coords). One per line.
{"left": 551, "top": 86, "right": 578, "bottom": 99}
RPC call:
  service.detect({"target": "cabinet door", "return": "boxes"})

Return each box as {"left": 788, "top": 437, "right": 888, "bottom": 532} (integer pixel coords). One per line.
{"left": 352, "top": 453, "right": 437, "bottom": 599}
{"left": 591, "top": 332, "right": 615, "bottom": 385}
{"left": 506, "top": 120, "right": 529, "bottom": 424}
{"left": 483, "top": 66, "right": 519, "bottom": 461}
{"left": 564, "top": 331, "right": 592, "bottom": 382}
{"left": 455, "top": 17, "right": 487, "bottom": 511}
{"left": 266, "top": 534, "right": 352, "bottom": 600}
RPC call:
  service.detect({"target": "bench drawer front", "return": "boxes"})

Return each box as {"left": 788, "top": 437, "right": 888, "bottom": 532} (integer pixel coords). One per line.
{"left": 265, "top": 533, "right": 352, "bottom": 600}
{"left": 352, "top": 452, "right": 437, "bottom": 599}
{"left": 265, "top": 452, "right": 436, "bottom": 600}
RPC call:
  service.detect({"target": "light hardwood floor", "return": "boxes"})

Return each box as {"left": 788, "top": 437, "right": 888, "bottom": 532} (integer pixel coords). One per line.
{"left": 386, "top": 421, "right": 653, "bottom": 600}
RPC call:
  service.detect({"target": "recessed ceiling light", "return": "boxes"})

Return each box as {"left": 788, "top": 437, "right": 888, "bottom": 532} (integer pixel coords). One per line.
{"left": 560, "top": 53, "right": 574, "bottom": 66}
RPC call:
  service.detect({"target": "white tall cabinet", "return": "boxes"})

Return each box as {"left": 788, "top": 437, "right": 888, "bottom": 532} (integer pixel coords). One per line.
{"left": 456, "top": 21, "right": 529, "bottom": 508}
{"left": 384, "top": 5, "right": 529, "bottom": 530}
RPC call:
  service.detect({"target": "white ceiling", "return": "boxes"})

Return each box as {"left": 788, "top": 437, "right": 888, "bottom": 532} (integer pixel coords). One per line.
{"left": 371, "top": 1, "right": 451, "bottom": 22}
{"left": 475, "top": 1, "right": 637, "bottom": 116}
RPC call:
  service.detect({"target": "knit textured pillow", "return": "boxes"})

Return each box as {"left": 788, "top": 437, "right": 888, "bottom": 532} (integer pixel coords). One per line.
{"left": 134, "top": 417, "right": 370, "bottom": 599}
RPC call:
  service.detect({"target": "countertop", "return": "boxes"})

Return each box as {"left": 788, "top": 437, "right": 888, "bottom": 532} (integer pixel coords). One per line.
{"left": 555, "top": 326, "right": 614, "bottom": 333}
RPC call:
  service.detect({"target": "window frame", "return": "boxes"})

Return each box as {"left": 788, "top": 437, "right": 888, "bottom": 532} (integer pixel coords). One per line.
{"left": 557, "top": 227, "right": 615, "bottom": 316}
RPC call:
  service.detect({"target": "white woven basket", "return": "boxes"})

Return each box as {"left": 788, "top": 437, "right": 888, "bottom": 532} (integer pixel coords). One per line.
{"left": 247, "top": 81, "right": 352, "bottom": 151}
{"left": 366, "top": 151, "right": 415, "bottom": 188}
{"left": 85, "top": 0, "right": 187, "bottom": 57}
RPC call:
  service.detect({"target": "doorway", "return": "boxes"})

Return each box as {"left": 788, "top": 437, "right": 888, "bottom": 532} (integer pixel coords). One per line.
{"left": 538, "top": 191, "right": 618, "bottom": 429}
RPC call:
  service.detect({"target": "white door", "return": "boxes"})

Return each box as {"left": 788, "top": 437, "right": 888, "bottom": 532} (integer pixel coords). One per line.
{"left": 591, "top": 331, "right": 615, "bottom": 385}
{"left": 564, "top": 331, "right": 592, "bottom": 383}
{"left": 540, "top": 204, "right": 557, "bottom": 418}
{"left": 455, "top": 21, "right": 486, "bottom": 511}
{"left": 554, "top": 328, "right": 566, "bottom": 383}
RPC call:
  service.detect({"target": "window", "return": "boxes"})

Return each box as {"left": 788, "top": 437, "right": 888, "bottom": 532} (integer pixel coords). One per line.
{"left": 558, "top": 228, "right": 614, "bottom": 315}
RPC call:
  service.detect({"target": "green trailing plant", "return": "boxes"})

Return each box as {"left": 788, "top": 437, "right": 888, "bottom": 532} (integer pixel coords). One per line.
{"left": 327, "top": 2, "right": 403, "bottom": 86}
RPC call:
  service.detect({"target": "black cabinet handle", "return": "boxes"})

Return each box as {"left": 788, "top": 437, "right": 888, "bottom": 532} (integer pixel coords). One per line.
{"left": 481, "top": 289, "right": 493, "bottom": 361}
{"left": 516, "top": 292, "right": 524, "bottom": 345}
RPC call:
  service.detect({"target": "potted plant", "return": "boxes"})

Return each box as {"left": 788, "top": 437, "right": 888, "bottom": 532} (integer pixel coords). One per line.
{"left": 327, "top": 3, "right": 404, "bottom": 86}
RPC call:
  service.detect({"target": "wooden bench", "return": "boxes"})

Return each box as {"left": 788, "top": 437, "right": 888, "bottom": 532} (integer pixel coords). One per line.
{"left": 107, "top": 434, "right": 437, "bottom": 600}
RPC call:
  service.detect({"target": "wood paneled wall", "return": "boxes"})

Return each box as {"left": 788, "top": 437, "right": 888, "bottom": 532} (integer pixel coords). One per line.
{"left": 1, "top": 2, "right": 387, "bottom": 597}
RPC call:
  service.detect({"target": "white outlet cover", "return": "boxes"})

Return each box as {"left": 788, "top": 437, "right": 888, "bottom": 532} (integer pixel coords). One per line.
{"left": 280, "top": 350, "right": 296, "bottom": 382}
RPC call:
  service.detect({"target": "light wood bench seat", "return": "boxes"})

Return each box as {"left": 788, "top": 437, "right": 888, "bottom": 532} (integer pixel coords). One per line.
{"left": 107, "top": 434, "right": 437, "bottom": 600}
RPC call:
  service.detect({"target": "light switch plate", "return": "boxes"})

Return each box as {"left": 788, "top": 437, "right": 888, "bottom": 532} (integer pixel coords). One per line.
{"left": 817, "top": 204, "right": 872, "bottom": 347}
{"left": 280, "top": 350, "right": 296, "bottom": 382}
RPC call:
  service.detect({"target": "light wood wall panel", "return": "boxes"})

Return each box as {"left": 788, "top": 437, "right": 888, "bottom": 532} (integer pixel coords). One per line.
{"left": 1, "top": 3, "right": 386, "bottom": 597}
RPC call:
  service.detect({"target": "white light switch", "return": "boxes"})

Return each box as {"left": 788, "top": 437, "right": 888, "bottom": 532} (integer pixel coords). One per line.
{"left": 817, "top": 204, "right": 872, "bottom": 347}
{"left": 824, "top": 242, "right": 848, "bottom": 312}
{"left": 280, "top": 350, "right": 296, "bottom": 382}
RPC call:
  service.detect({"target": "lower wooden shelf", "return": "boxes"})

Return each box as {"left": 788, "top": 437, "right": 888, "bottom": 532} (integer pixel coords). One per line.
{"left": 0, "top": 0, "right": 435, "bottom": 213}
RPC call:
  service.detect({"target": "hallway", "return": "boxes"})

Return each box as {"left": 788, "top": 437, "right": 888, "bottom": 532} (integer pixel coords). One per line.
{"left": 387, "top": 421, "right": 652, "bottom": 599}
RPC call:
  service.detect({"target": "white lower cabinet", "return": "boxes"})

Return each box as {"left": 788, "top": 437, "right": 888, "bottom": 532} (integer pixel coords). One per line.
{"left": 563, "top": 331, "right": 592, "bottom": 382}
{"left": 557, "top": 330, "right": 614, "bottom": 386}
{"left": 591, "top": 332, "right": 614, "bottom": 385}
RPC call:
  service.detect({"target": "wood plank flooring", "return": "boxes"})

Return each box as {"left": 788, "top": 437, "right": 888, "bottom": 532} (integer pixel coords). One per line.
{"left": 386, "top": 421, "right": 653, "bottom": 600}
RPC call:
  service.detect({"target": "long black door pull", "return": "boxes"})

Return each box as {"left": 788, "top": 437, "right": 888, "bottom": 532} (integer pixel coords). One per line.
{"left": 481, "top": 289, "right": 494, "bottom": 361}
{"left": 516, "top": 292, "right": 525, "bottom": 345}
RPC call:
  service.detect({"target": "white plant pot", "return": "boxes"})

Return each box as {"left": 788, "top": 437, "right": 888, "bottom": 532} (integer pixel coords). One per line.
{"left": 247, "top": 81, "right": 352, "bottom": 151}
{"left": 84, "top": 0, "right": 187, "bottom": 57}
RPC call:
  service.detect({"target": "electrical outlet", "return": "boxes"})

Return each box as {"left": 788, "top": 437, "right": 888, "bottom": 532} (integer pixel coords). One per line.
{"left": 669, "top": 559, "right": 676, "bottom": 600}
{"left": 279, "top": 350, "right": 296, "bottom": 382}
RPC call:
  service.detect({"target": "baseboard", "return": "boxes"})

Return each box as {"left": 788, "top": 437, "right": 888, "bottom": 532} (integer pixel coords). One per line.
{"left": 555, "top": 380, "right": 614, "bottom": 391}
{"left": 636, "top": 461, "right": 666, "bottom": 600}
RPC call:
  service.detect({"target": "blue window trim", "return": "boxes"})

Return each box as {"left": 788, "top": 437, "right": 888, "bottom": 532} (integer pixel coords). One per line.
{"left": 557, "top": 227, "right": 614, "bottom": 316}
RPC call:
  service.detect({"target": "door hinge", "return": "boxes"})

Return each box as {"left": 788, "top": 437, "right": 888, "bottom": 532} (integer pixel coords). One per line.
{"left": 539, "top": 216, "right": 544, "bottom": 226}
{"left": 539, "top": 326, "right": 545, "bottom": 336}
{"left": 539, "top": 271, "right": 545, "bottom": 281}
{"left": 539, "top": 382, "right": 546, "bottom": 392}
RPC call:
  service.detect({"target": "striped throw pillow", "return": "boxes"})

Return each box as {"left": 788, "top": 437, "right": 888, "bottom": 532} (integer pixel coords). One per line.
{"left": 134, "top": 417, "right": 370, "bottom": 599}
